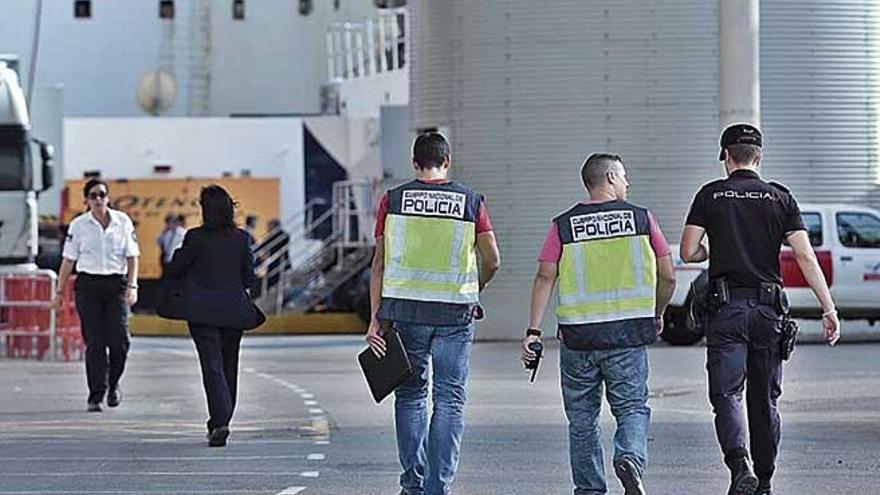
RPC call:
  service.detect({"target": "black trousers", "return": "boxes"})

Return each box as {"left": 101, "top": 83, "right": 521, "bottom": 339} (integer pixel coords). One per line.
{"left": 706, "top": 297, "right": 783, "bottom": 484}
{"left": 189, "top": 323, "right": 244, "bottom": 431}
{"left": 74, "top": 274, "right": 131, "bottom": 404}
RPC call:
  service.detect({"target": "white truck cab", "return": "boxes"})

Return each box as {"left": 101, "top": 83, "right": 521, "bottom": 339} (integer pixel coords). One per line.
{"left": 0, "top": 57, "right": 54, "bottom": 265}
{"left": 664, "top": 203, "right": 880, "bottom": 344}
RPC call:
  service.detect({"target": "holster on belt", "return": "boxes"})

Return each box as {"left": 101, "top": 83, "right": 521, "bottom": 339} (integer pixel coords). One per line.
{"left": 760, "top": 282, "right": 798, "bottom": 361}
{"left": 705, "top": 278, "right": 730, "bottom": 313}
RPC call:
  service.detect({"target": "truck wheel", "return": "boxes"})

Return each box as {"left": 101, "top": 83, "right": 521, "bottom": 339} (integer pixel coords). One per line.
{"left": 661, "top": 305, "right": 704, "bottom": 346}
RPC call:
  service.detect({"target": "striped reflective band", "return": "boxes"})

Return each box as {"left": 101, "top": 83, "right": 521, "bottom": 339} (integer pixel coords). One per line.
{"left": 382, "top": 214, "right": 478, "bottom": 304}
{"left": 557, "top": 235, "right": 656, "bottom": 325}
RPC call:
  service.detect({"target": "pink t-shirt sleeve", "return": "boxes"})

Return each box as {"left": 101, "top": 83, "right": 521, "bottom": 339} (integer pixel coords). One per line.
{"left": 647, "top": 211, "right": 671, "bottom": 257}
{"left": 475, "top": 202, "right": 493, "bottom": 234}
{"left": 537, "top": 223, "right": 562, "bottom": 263}
{"left": 373, "top": 193, "right": 389, "bottom": 238}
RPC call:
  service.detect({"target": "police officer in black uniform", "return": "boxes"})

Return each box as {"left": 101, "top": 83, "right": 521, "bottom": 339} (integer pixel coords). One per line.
{"left": 680, "top": 124, "right": 840, "bottom": 495}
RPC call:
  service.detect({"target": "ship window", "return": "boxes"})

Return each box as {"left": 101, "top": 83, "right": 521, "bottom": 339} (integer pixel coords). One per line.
{"left": 74, "top": 1, "right": 92, "bottom": 19}
{"left": 160, "top": 1, "right": 175, "bottom": 20}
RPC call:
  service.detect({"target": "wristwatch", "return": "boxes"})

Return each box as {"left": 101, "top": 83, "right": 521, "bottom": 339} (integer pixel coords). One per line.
{"left": 525, "top": 328, "right": 542, "bottom": 337}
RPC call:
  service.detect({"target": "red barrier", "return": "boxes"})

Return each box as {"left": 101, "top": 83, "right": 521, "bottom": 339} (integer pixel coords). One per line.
{"left": 0, "top": 270, "right": 83, "bottom": 361}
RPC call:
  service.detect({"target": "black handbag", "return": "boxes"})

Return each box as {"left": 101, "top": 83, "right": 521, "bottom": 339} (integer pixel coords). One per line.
{"left": 155, "top": 275, "right": 188, "bottom": 321}
{"left": 157, "top": 276, "right": 266, "bottom": 331}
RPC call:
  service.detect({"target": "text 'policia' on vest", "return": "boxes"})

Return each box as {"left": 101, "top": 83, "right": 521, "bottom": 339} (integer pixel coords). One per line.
{"left": 382, "top": 180, "right": 484, "bottom": 306}
{"left": 554, "top": 200, "right": 658, "bottom": 349}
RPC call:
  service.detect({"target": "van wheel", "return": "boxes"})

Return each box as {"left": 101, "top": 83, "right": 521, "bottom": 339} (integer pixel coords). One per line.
{"left": 661, "top": 305, "right": 704, "bottom": 346}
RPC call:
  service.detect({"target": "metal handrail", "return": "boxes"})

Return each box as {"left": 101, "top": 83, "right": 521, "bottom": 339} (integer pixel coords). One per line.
{"left": 256, "top": 180, "right": 377, "bottom": 314}
{"left": 252, "top": 197, "right": 328, "bottom": 261}
{"left": 254, "top": 198, "right": 327, "bottom": 256}
{"left": 326, "top": 7, "right": 408, "bottom": 81}
{"left": 255, "top": 204, "right": 337, "bottom": 273}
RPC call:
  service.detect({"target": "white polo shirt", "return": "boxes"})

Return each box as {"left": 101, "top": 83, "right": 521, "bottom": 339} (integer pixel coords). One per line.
{"left": 63, "top": 209, "right": 141, "bottom": 275}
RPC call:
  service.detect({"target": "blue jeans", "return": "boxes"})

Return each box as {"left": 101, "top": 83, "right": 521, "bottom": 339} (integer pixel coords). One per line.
{"left": 560, "top": 344, "right": 651, "bottom": 495}
{"left": 394, "top": 321, "right": 474, "bottom": 495}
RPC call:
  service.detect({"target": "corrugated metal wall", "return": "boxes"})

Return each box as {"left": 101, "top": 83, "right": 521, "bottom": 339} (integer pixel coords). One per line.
{"left": 409, "top": 1, "right": 454, "bottom": 129}
{"left": 761, "top": 0, "right": 880, "bottom": 205}
{"left": 411, "top": 1, "right": 880, "bottom": 337}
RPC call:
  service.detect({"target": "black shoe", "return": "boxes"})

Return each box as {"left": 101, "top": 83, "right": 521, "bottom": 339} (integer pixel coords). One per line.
{"left": 107, "top": 388, "right": 122, "bottom": 408}
{"left": 755, "top": 482, "right": 774, "bottom": 495}
{"left": 726, "top": 457, "right": 759, "bottom": 495}
{"left": 614, "top": 458, "right": 646, "bottom": 495}
{"left": 208, "top": 426, "right": 230, "bottom": 447}
{"left": 87, "top": 401, "right": 102, "bottom": 412}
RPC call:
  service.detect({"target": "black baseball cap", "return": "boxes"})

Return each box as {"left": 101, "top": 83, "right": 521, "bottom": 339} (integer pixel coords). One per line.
{"left": 719, "top": 123, "right": 762, "bottom": 161}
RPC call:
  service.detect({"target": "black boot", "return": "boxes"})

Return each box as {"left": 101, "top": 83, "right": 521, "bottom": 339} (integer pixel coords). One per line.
{"left": 725, "top": 455, "right": 759, "bottom": 495}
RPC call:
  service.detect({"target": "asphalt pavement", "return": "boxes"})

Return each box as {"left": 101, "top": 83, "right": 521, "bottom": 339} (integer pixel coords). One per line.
{"left": 1, "top": 335, "right": 879, "bottom": 494}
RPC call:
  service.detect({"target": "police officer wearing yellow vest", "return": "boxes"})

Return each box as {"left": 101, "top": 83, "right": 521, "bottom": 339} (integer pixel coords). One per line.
{"left": 522, "top": 153, "right": 676, "bottom": 495}
{"left": 680, "top": 124, "right": 840, "bottom": 495}
{"left": 367, "top": 132, "right": 500, "bottom": 495}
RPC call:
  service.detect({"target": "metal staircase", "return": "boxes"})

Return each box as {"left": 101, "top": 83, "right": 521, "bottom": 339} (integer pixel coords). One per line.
{"left": 254, "top": 180, "right": 375, "bottom": 316}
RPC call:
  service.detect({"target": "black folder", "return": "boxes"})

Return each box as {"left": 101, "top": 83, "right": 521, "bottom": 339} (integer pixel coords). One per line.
{"left": 358, "top": 326, "right": 413, "bottom": 403}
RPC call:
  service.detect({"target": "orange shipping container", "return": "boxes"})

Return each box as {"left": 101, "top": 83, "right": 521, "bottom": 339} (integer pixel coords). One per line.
{"left": 62, "top": 177, "right": 280, "bottom": 280}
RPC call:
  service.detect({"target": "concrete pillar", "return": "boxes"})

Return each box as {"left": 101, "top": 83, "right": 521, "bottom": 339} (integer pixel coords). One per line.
{"left": 719, "top": 0, "right": 761, "bottom": 128}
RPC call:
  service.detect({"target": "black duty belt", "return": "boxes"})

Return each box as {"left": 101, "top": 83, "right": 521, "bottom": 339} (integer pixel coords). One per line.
{"left": 78, "top": 273, "right": 125, "bottom": 280}
{"left": 729, "top": 283, "right": 783, "bottom": 307}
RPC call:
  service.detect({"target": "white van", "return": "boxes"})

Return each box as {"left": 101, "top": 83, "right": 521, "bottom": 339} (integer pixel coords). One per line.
{"left": 663, "top": 203, "right": 880, "bottom": 345}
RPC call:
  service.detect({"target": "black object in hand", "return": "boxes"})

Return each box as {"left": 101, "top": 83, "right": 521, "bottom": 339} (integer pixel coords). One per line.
{"left": 524, "top": 340, "right": 544, "bottom": 383}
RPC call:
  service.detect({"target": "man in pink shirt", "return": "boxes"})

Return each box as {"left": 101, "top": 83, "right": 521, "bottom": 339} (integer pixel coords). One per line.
{"left": 521, "top": 153, "right": 676, "bottom": 495}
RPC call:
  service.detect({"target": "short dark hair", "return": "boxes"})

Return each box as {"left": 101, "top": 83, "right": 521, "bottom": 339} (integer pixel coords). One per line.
{"left": 200, "top": 185, "right": 236, "bottom": 232}
{"left": 413, "top": 132, "right": 450, "bottom": 170}
{"left": 726, "top": 144, "right": 762, "bottom": 165}
{"left": 82, "top": 178, "right": 108, "bottom": 198}
{"left": 580, "top": 153, "right": 623, "bottom": 190}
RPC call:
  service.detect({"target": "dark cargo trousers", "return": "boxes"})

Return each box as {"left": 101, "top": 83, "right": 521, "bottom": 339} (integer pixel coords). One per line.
{"left": 74, "top": 274, "right": 131, "bottom": 404}
{"left": 705, "top": 296, "right": 783, "bottom": 485}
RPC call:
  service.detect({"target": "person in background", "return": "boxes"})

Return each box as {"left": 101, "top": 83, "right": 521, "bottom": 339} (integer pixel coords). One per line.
{"left": 255, "top": 218, "right": 291, "bottom": 293}
{"left": 52, "top": 178, "right": 140, "bottom": 412}
{"left": 244, "top": 214, "right": 258, "bottom": 247}
{"left": 170, "top": 185, "right": 256, "bottom": 447}
{"left": 157, "top": 213, "right": 176, "bottom": 279}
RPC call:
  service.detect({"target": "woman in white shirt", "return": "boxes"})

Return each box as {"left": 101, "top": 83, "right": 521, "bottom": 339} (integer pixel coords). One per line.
{"left": 52, "top": 178, "right": 140, "bottom": 412}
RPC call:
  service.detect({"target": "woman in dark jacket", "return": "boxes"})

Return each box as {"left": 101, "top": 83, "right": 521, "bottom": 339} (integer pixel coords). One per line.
{"left": 170, "top": 185, "right": 256, "bottom": 447}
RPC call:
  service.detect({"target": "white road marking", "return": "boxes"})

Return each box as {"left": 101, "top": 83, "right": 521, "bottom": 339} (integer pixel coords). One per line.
{"left": 2, "top": 472, "right": 310, "bottom": 477}
{"left": 0, "top": 491, "right": 272, "bottom": 495}
{"left": 314, "top": 440, "right": 330, "bottom": 445}
{"left": 0, "top": 455, "right": 315, "bottom": 462}
{"left": 276, "top": 488, "right": 306, "bottom": 495}
{"left": 307, "top": 408, "right": 323, "bottom": 415}
{"left": 303, "top": 400, "right": 318, "bottom": 406}
{"left": 300, "top": 393, "right": 314, "bottom": 399}
{"left": 164, "top": 350, "right": 194, "bottom": 358}
{"left": 299, "top": 471, "right": 320, "bottom": 478}
{"left": 306, "top": 453, "right": 325, "bottom": 461}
